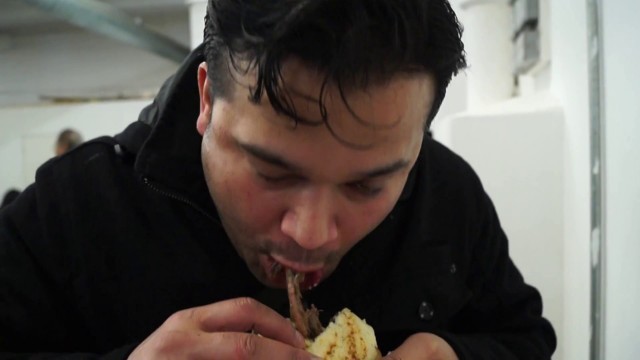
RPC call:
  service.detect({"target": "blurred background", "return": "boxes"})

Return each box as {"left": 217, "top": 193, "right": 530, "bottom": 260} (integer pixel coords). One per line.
{"left": 0, "top": 0, "right": 638, "bottom": 359}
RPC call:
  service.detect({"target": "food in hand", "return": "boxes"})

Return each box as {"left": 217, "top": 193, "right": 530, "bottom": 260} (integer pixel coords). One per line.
{"left": 306, "top": 307, "right": 381, "bottom": 360}
{"left": 286, "top": 269, "right": 381, "bottom": 360}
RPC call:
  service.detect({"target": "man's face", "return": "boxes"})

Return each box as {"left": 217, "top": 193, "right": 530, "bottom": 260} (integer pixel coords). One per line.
{"left": 196, "top": 59, "right": 436, "bottom": 289}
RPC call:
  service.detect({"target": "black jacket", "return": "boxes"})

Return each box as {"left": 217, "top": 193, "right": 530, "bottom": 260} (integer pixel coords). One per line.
{"left": 0, "top": 46, "right": 556, "bottom": 359}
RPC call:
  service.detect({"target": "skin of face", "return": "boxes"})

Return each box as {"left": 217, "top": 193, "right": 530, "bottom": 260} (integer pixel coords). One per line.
{"left": 195, "top": 58, "right": 436, "bottom": 289}
{"left": 55, "top": 144, "right": 67, "bottom": 156}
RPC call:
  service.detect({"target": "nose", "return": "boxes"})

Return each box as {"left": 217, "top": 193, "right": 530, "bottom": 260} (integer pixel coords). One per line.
{"left": 280, "top": 186, "right": 339, "bottom": 250}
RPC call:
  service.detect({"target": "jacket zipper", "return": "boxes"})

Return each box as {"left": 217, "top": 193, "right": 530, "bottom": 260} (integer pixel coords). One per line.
{"left": 142, "top": 177, "right": 221, "bottom": 225}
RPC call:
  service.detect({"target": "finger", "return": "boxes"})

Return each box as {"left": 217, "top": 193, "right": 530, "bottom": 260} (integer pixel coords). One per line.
{"left": 383, "top": 335, "right": 426, "bottom": 360}
{"left": 383, "top": 333, "right": 458, "bottom": 360}
{"left": 383, "top": 351, "right": 403, "bottom": 360}
{"left": 190, "top": 297, "right": 306, "bottom": 348}
{"left": 192, "top": 331, "right": 320, "bottom": 360}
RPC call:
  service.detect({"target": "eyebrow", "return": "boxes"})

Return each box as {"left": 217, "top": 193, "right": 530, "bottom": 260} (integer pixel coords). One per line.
{"left": 239, "top": 142, "right": 302, "bottom": 171}
{"left": 239, "top": 142, "right": 409, "bottom": 179}
{"left": 357, "top": 159, "right": 410, "bottom": 179}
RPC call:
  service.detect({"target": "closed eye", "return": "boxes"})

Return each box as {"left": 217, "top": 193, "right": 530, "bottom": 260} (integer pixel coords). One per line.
{"left": 256, "top": 172, "right": 304, "bottom": 185}
{"left": 346, "top": 181, "right": 383, "bottom": 197}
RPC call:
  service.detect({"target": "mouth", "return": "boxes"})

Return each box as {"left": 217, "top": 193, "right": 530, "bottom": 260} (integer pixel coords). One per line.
{"left": 263, "top": 255, "right": 324, "bottom": 290}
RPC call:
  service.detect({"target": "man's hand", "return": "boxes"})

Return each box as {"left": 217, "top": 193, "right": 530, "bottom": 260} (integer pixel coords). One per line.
{"left": 128, "top": 297, "right": 320, "bottom": 359}
{"left": 383, "top": 333, "right": 458, "bottom": 360}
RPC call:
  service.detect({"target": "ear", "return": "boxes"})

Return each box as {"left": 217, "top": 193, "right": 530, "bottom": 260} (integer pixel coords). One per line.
{"left": 196, "top": 62, "right": 212, "bottom": 136}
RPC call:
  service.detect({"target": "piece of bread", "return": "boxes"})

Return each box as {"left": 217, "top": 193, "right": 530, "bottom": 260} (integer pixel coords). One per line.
{"left": 284, "top": 269, "right": 381, "bottom": 359}
{"left": 306, "top": 308, "right": 382, "bottom": 360}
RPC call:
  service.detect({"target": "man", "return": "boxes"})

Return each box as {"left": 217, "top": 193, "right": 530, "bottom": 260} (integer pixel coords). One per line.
{"left": 54, "top": 128, "right": 84, "bottom": 156}
{"left": 0, "top": 0, "right": 556, "bottom": 359}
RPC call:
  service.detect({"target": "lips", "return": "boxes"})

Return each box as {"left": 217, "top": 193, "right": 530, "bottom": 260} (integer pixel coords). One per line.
{"left": 264, "top": 255, "right": 324, "bottom": 290}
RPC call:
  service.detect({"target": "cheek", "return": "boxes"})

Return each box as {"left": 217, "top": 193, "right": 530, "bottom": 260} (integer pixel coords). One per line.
{"left": 202, "top": 129, "right": 283, "bottom": 237}
{"left": 221, "top": 172, "right": 285, "bottom": 231}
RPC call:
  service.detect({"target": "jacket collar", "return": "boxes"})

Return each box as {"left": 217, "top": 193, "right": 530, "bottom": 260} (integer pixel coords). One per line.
{"left": 114, "top": 45, "right": 216, "bottom": 214}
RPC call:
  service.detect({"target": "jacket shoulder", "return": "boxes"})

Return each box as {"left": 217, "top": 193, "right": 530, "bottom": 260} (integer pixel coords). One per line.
{"left": 35, "top": 136, "right": 128, "bottom": 187}
{"left": 406, "top": 137, "right": 487, "bottom": 212}
{"left": 423, "top": 138, "right": 483, "bottom": 188}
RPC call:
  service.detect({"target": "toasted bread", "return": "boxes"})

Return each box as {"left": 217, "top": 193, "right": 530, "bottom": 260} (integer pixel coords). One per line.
{"left": 306, "top": 308, "right": 381, "bottom": 360}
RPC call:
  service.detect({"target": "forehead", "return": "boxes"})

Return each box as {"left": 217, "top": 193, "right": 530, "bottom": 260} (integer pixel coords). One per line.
{"left": 214, "top": 71, "right": 432, "bottom": 181}
{"left": 227, "top": 58, "right": 436, "bottom": 148}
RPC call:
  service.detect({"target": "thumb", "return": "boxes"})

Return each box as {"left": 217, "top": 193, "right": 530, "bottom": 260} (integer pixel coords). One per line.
{"left": 383, "top": 350, "right": 403, "bottom": 360}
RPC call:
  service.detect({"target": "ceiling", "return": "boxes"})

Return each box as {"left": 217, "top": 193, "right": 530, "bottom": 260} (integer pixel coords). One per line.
{"left": 0, "top": 0, "right": 193, "bottom": 105}
{"left": 0, "top": 0, "right": 189, "bottom": 36}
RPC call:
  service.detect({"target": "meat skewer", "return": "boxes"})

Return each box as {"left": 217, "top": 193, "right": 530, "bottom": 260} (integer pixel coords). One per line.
{"left": 286, "top": 268, "right": 324, "bottom": 339}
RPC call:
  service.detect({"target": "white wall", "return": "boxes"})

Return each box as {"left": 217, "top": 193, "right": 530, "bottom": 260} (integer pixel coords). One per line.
{"left": 430, "top": 0, "right": 469, "bottom": 131}
{"left": 549, "top": 1, "right": 591, "bottom": 359}
{"left": 457, "top": 0, "right": 514, "bottom": 109}
{"left": 431, "top": 73, "right": 469, "bottom": 129}
{"left": 433, "top": 95, "right": 566, "bottom": 358}
{"left": 0, "top": 100, "right": 150, "bottom": 191}
{"left": 601, "top": 1, "right": 640, "bottom": 358}
{"left": 438, "top": 1, "right": 594, "bottom": 359}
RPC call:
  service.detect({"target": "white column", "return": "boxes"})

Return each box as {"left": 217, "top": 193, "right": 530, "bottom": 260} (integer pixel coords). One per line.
{"left": 458, "top": 0, "right": 514, "bottom": 110}
{"left": 185, "top": 0, "right": 207, "bottom": 50}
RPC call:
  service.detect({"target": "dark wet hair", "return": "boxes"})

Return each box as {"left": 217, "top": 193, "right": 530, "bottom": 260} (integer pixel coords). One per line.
{"left": 203, "top": 0, "right": 466, "bottom": 136}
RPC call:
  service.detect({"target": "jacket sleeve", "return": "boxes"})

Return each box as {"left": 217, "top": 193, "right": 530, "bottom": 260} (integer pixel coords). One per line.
{"left": 0, "top": 186, "right": 138, "bottom": 359}
{"left": 0, "top": 347, "right": 137, "bottom": 360}
{"left": 435, "top": 190, "right": 557, "bottom": 359}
